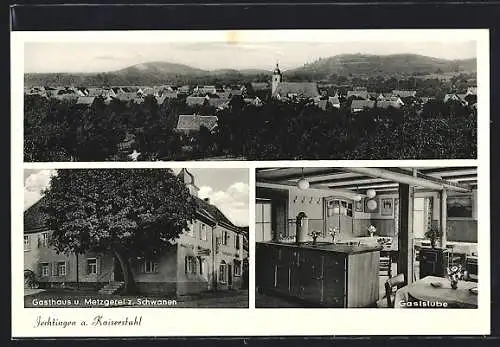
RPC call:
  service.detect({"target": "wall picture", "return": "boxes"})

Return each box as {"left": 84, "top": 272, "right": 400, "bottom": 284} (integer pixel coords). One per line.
{"left": 447, "top": 195, "right": 473, "bottom": 218}
{"left": 365, "top": 198, "right": 379, "bottom": 214}
{"left": 381, "top": 198, "right": 393, "bottom": 216}
{"left": 354, "top": 198, "right": 364, "bottom": 212}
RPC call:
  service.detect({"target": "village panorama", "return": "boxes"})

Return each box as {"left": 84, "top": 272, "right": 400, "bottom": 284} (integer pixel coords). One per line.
{"left": 24, "top": 53, "right": 477, "bottom": 161}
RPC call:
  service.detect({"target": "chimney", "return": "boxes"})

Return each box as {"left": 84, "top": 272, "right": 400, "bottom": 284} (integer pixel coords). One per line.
{"left": 204, "top": 197, "right": 210, "bottom": 203}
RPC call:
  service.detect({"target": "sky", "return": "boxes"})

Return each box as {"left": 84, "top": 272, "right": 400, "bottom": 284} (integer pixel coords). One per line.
{"left": 24, "top": 168, "right": 249, "bottom": 227}
{"left": 24, "top": 41, "right": 477, "bottom": 73}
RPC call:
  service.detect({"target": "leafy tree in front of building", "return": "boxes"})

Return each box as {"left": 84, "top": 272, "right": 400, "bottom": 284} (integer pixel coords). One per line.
{"left": 40, "top": 169, "right": 198, "bottom": 294}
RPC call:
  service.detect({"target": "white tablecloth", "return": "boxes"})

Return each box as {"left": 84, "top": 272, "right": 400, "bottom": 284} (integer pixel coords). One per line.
{"left": 394, "top": 286, "right": 410, "bottom": 308}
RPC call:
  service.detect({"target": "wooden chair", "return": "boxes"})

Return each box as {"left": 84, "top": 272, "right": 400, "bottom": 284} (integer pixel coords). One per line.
{"left": 379, "top": 251, "right": 391, "bottom": 277}
{"left": 446, "top": 244, "right": 462, "bottom": 267}
{"left": 377, "top": 273, "right": 406, "bottom": 308}
{"left": 464, "top": 256, "right": 478, "bottom": 282}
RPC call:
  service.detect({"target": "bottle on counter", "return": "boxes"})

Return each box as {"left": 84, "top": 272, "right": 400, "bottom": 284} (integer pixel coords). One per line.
{"left": 295, "top": 212, "right": 309, "bottom": 244}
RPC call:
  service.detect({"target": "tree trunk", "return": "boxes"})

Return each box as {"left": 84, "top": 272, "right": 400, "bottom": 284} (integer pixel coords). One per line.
{"left": 112, "top": 246, "right": 137, "bottom": 294}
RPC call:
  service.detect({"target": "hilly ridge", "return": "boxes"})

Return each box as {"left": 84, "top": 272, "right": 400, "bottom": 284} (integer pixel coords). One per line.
{"left": 286, "top": 54, "right": 476, "bottom": 79}
{"left": 24, "top": 54, "right": 476, "bottom": 87}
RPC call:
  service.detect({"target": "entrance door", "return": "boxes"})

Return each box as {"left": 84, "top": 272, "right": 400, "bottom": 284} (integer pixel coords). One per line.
{"left": 113, "top": 257, "right": 124, "bottom": 282}
{"left": 227, "top": 264, "right": 233, "bottom": 288}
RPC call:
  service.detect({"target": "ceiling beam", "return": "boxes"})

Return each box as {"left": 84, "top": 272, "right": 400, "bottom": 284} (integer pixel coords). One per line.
{"left": 418, "top": 167, "right": 477, "bottom": 176}
{"left": 344, "top": 167, "right": 471, "bottom": 192}
{"left": 320, "top": 177, "right": 389, "bottom": 187}
{"left": 256, "top": 168, "right": 345, "bottom": 181}
{"left": 256, "top": 180, "right": 364, "bottom": 200}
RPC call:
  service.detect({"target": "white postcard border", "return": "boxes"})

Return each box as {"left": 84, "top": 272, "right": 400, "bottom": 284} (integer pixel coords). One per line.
{"left": 12, "top": 29, "right": 490, "bottom": 337}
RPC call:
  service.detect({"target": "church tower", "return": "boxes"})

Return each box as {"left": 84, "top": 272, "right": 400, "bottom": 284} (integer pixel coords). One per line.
{"left": 271, "top": 62, "right": 282, "bottom": 96}
{"left": 177, "top": 168, "right": 199, "bottom": 197}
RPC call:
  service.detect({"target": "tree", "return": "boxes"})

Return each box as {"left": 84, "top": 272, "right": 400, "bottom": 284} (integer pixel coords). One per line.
{"left": 40, "top": 169, "right": 198, "bottom": 294}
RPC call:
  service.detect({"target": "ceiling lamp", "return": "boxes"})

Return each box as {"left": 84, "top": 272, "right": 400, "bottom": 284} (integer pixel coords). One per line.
{"left": 366, "top": 199, "right": 378, "bottom": 211}
{"left": 297, "top": 168, "right": 310, "bottom": 190}
{"left": 366, "top": 189, "right": 376, "bottom": 199}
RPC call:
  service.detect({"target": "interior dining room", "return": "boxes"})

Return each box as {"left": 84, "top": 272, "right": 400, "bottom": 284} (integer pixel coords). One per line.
{"left": 255, "top": 166, "right": 479, "bottom": 308}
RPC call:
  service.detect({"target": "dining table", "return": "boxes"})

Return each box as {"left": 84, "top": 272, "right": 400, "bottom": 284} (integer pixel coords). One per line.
{"left": 394, "top": 275, "right": 478, "bottom": 308}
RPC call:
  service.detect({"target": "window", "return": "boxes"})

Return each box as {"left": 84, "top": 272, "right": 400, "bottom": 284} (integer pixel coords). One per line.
{"left": 413, "top": 197, "right": 426, "bottom": 239}
{"left": 185, "top": 256, "right": 197, "bottom": 274}
{"left": 186, "top": 226, "right": 194, "bottom": 237}
{"left": 200, "top": 224, "right": 208, "bottom": 241}
{"left": 222, "top": 231, "right": 229, "bottom": 246}
{"left": 143, "top": 260, "right": 159, "bottom": 273}
{"left": 219, "top": 261, "right": 227, "bottom": 282}
{"left": 24, "top": 235, "right": 30, "bottom": 251}
{"left": 235, "top": 234, "right": 240, "bottom": 250}
{"left": 40, "top": 232, "right": 49, "bottom": 247}
{"left": 256, "top": 199, "right": 272, "bottom": 242}
{"left": 198, "top": 257, "right": 206, "bottom": 275}
{"left": 234, "top": 260, "right": 241, "bottom": 276}
{"left": 87, "top": 258, "right": 97, "bottom": 274}
{"left": 57, "top": 261, "right": 66, "bottom": 276}
{"left": 41, "top": 263, "right": 49, "bottom": 277}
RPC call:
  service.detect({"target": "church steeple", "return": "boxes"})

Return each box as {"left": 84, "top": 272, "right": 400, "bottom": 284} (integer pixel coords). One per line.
{"left": 272, "top": 61, "right": 282, "bottom": 96}
{"left": 177, "top": 168, "right": 199, "bottom": 197}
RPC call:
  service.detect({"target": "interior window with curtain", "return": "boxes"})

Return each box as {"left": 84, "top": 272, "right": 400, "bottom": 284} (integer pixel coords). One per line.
{"left": 413, "top": 197, "right": 426, "bottom": 239}
{"left": 255, "top": 199, "right": 272, "bottom": 242}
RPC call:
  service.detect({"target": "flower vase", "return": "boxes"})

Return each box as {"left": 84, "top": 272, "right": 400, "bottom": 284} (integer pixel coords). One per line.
{"left": 450, "top": 278, "right": 458, "bottom": 289}
{"left": 369, "top": 232, "right": 374, "bottom": 238}
{"left": 312, "top": 237, "right": 318, "bottom": 246}
{"left": 430, "top": 239, "right": 436, "bottom": 249}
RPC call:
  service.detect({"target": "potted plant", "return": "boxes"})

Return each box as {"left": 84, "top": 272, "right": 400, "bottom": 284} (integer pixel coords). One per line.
{"left": 329, "top": 227, "right": 339, "bottom": 244}
{"left": 309, "top": 230, "right": 322, "bottom": 246}
{"left": 424, "top": 225, "right": 443, "bottom": 248}
{"left": 446, "top": 264, "right": 464, "bottom": 289}
{"left": 368, "top": 225, "right": 377, "bottom": 238}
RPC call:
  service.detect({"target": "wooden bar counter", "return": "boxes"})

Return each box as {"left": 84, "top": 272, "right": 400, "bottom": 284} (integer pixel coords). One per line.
{"left": 256, "top": 241, "right": 382, "bottom": 308}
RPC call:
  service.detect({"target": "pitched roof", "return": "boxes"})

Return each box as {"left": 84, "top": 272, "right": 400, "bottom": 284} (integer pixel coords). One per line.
{"left": 208, "top": 98, "right": 230, "bottom": 108}
{"left": 351, "top": 99, "right": 375, "bottom": 110}
{"left": 186, "top": 96, "right": 207, "bottom": 106}
{"left": 156, "top": 91, "right": 178, "bottom": 105}
{"left": 195, "top": 196, "right": 241, "bottom": 233}
{"left": 444, "top": 94, "right": 462, "bottom": 103}
{"left": 466, "top": 87, "right": 477, "bottom": 95}
{"left": 347, "top": 90, "right": 369, "bottom": 99}
{"left": 176, "top": 115, "right": 218, "bottom": 132}
{"left": 230, "top": 89, "right": 243, "bottom": 96}
{"left": 376, "top": 100, "right": 402, "bottom": 109}
{"left": 24, "top": 189, "right": 243, "bottom": 235}
{"left": 24, "top": 198, "right": 50, "bottom": 233}
{"left": 140, "top": 87, "right": 155, "bottom": 95}
{"left": 113, "top": 93, "right": 137, "bottom": 102}
{"left": 87, "top": 88, "right": 105, "bottom": 97}
{"left": 55, "top": 94, "right": 78, "bottom": 103}
{"left": 328, "top": 95, "right": 340, "bottom": 105}
{"left": 75, "top": 96, "right": 96, "bottom": 105}
{"left": 215, "top": 91, "right": 231, "bottom": 99}
{"left": 392, "top": 90, "right": 417, "bottom": 98}
{"left": 273, "top": 82, "right": 320, "bottom": 99}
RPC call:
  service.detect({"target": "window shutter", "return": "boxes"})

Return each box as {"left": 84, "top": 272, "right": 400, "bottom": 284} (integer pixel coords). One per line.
{"left": 38, "top": 262, "right": 42, "bottom": 277}
{"left": 96, "top": 257, "right": 101, "bottom": 275}
{"left": 184, "top": 256, "right": 188, "bottom": 274}
{"left": 65, "top": 261, "right": 69, "bottom": 277}
{"left": 50, "top": 262, "right": 55, "bottom": 276}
